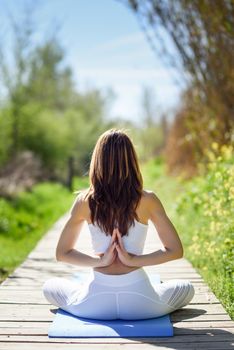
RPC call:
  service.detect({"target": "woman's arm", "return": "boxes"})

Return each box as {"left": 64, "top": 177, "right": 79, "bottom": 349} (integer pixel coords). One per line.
{"left": 55, "top": 194, "right": 103, "bottom": 267}
{"left": 130, "top": 191, "right": 184, "bottom": 267}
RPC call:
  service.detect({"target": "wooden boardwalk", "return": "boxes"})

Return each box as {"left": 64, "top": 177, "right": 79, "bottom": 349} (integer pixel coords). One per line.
{"left": 0, "top": 212, "right": 233, "bottom": 349}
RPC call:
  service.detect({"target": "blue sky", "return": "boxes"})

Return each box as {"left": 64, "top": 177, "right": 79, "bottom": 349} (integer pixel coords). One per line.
{"left": 1, "top": 0, "right": 185, "bottom": 124}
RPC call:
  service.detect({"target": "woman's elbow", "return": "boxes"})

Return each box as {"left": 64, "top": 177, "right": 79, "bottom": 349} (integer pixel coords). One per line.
{"left": 56, "top": 249, "right": 65, "bottom": 261}
{"left": 173, "top": 238, "right": 184, "bottom": 259}
{"left": 167, "top": 246, "right": 183, "bottom": 260}
{"left": 175, "top": 246, "right": 184, "bottom": 259}
{"left": 165, "top": 245, "right": 183, "bottom": 260}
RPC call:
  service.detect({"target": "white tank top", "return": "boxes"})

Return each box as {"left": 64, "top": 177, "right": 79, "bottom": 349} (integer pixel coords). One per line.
{"left": 88, "top": 219, "right": 148, "bottom": 255}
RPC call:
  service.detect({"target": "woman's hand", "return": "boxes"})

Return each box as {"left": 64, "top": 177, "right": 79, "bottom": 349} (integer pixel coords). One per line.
{"left": 115, "top": 229, "right": 136, "bottom": 267}
{"left": 98, "top": 229, "right": 118, "bottom": 267}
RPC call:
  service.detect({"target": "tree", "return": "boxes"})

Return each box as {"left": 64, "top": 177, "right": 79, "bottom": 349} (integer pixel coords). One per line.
{"left": 0, "top": 2, "right": 77, "bottom": 157}
{"left": 120, "top": 0, "right": 234, "bottom": 174}
{"left": 26, "top": 39, "right": 76, "bottom": 111}
{"left": 0, "top": 5, "right": 112, "bottom": 183}
{"left": 0, "top": 4, "right": 35, "bottom": 156}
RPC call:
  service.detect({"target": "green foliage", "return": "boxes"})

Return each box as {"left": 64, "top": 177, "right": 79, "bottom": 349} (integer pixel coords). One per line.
{"left": 141, "top": 156, "right": 185, "bottom": 213}
{"left": 0, "top": 22, "right": 111, "bottom": 177}
{"left": 0, "top": 181, "right": 74, "bottom": 282}
{"left": 18, "top": 103, "right": 108, "bottom": 177}
{"left": 142, "top": 148, "right": 233, "bottom": 319}
{"left": 73, "top": 175, "right": 90, "bottom": 193}
{"left": 0, "top": 107, "right": 12, "bottom": 165}
{"left": 26, "top": 39, "right": 76, "bottom": 111}
{"left": 20, "top": 105, "right": 71, "bottom": 171}
{"left": 142, "top": 156, "right": 165, "bottom": 180}
{"left": 173, "top": 143, "right": 234, "bottom": 318}
{"left": 131, "top": 124, "right": 164, "bottom": 163}
{"left": 140, "top": 125, "right": 164, "bottom": 161}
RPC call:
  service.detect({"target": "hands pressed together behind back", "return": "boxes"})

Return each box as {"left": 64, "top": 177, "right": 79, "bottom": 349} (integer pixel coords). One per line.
{"left": 98, "top": 228, "right": 136, "bottom": 267}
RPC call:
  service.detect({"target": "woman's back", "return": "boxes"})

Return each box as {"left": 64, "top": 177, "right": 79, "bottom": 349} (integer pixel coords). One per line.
{"left": 84, "top": 189, "right": 150, "bottom": 275}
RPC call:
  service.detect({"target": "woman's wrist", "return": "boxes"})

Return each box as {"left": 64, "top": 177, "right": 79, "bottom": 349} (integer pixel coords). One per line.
{"left": 58, "top": 249, "right": 107, "bottom": 268}
{"left": 129, "top": 249, "right": 181, "bottom": 267}
{"left": 129, "top": 254, "right": 144, "bottom": 267}
{"left": 91, "top": 256, "right": 104, "bottom": 267}
{"left": 92, "top": 255, "right": 111, "bottom": 268}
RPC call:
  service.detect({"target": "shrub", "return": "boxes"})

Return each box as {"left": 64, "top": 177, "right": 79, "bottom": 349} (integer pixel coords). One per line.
{"left": 174, "top": 143, "right": 234, "bottom": 318}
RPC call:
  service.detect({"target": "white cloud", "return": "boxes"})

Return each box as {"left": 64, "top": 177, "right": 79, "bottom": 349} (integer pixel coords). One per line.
{"left": 92, "top": 32, "right": 147, "bottom": 52}
{"left": 76, "top": 67, "right": 177, "bottom": 83}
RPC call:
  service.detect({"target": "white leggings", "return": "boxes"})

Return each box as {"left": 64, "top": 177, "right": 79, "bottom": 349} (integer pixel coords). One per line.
{"left": 42, "top": 268, "right": 195, "bottom": 320}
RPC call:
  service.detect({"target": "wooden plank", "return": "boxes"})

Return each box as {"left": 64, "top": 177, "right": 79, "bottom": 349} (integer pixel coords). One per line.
{"left": 0, "top": 324, "right": 233, "bottom": 336}
{"left": 0, "top": 318, "right": 233, "bottom": 331}
{"left": 0, "top": 340, "right": 233, "bottom": 350}
{"left": 0, "top": 333, "right": 234, "bottom": 343}
{"left": 0, "top": 305, "right": 230, "bottom": 323}
{"left": 0, "top": 319, "right": 234, "bottom": 328}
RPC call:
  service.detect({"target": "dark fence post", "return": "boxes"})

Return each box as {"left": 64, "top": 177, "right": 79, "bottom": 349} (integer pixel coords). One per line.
{"left": 66, "top": 155, "right": 74, "bottom": 191}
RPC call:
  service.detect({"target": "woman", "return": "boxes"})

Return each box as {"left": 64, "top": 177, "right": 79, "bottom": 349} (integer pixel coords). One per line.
{"left": 42, "top": 128, "right": 195, "bottom": 320}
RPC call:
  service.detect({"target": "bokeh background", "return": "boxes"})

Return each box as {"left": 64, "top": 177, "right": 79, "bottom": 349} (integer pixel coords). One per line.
{"left": 0, "top": 0, "right": 233, "bottom": 319}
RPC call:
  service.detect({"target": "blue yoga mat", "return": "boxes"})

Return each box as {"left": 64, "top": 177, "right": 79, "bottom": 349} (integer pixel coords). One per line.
{"left": 48, "top": 272, "right": 173, "bottom": 338}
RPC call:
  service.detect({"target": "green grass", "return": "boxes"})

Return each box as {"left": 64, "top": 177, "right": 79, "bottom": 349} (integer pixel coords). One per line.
{"left": 141, "top": 147, "right": 234, "bottom": 320}
{"left": 141, "top": 155, "right": 185, "bottom": 213}
{"left": 0, "top": 177, "right": 89, "bottom": 283}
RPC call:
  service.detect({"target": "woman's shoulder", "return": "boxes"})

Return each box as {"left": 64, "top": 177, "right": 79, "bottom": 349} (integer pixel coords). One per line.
{"left": 70, "top": 188, "right": 90, "bottom": 216}
{"left": 142, "top": 188, "right": 157, "bottom": 200}
{"left": 142, "top": 189, "right": 162, "bottom": 209}
{"left": 72, "top": 188, "right": 91, "bottom": 204}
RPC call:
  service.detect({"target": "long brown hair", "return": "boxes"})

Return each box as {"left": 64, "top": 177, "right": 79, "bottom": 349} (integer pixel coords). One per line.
{"left": 76, "top": 128, "right": 143, "bottom": 237}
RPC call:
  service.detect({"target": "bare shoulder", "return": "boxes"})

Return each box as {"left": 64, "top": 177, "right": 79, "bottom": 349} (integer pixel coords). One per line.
{"left": 143, "top": 189, "right": 166, "bottom": 216}
{"left": 70, "top": 189, "right": 89, "bottom": 219}
{"left": 142, "top": 189, "right": 159, "bottom": 202}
